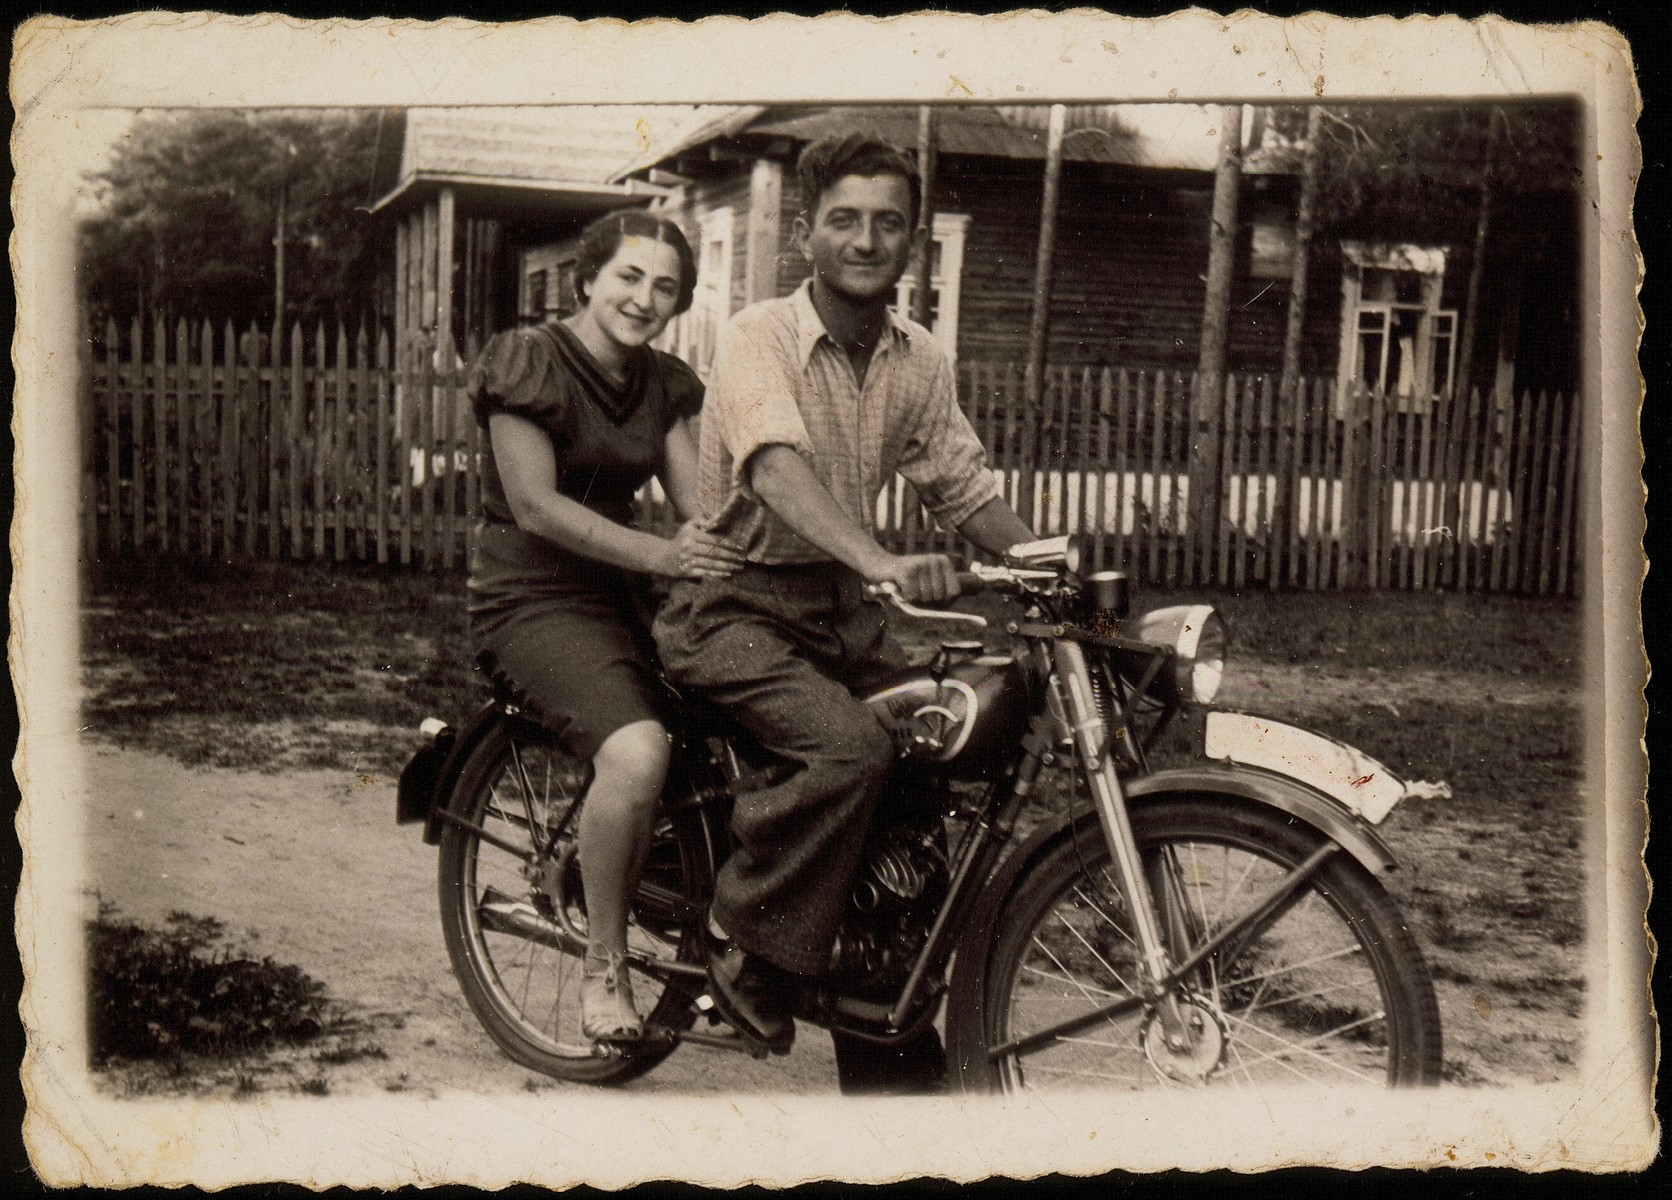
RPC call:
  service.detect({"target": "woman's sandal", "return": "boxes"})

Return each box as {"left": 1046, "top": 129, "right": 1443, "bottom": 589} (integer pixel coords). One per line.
{"left": 581, "top": 943, "right": 644, "bottom": 1042}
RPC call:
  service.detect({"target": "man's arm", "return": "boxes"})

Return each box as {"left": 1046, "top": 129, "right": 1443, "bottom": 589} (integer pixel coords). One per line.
{"left": 749, "top": 445, "right": 959, "bottom": 601}
{"left": 957, "top": 497, "right": 1035, "bottom": 558}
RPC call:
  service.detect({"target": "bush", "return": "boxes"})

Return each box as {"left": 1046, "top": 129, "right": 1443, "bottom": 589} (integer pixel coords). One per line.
{"left": 88, "top": 903, "right": 329, "bottom": 1066}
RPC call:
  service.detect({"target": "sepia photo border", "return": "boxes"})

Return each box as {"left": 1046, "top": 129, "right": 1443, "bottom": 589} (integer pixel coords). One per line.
{"left": 10, "top": 8, "right": 1652, "bottom": 1185}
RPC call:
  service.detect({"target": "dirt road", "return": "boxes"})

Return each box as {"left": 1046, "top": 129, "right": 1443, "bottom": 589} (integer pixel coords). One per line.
{"left": 76, "top": 743, "right": 843, "bottom": 1098}
{"left": 70, "top": 650, "right": 1586, "bottom": 1098}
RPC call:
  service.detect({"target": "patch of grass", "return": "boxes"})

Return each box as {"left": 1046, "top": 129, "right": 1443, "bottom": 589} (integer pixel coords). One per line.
{"left": 1420, "top": 898, "right": 1482, "bottom": 952}
{"left": 83, "top": 554, "right": 478, "bottom": 773}
{"left": 1442, "top": 1057, "right": 1490, "bottom": 1085}
{"left": 313, "top": 1041, "right": 389, "bottom": 1066}
{"left": 1131, "top": 584, "right": 1580, "bottom": 679}
{"left": 88, "top": 900, "right": 330, "bottom": 1066}
{"left": 1429, "top": 959, "right": 1477, "bottom": 985}
{"left": 84, "top": 553, "right": 1583, "bottom": 780}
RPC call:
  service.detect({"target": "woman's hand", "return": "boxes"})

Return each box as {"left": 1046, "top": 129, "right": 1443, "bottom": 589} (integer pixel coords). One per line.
{"left": 666, "top": 521, "right": 745, "bottom": 580}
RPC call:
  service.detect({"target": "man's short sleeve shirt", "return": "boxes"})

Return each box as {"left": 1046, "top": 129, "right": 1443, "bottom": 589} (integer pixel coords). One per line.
{"left": 697, "top": 281, "right": 1000, "bottom": 564}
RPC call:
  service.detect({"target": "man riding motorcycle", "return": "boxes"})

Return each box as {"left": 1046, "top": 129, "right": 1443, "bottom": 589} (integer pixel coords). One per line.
{"left": 652, "top": 131, "right": 1035, "bottom": 1091}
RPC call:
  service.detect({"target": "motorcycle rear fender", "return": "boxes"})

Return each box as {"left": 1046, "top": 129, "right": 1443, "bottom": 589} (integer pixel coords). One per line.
{"left": 396, "top": 725, "right": 455, "bottom": 826}
{"left": 401, "top": 701, "right": 510, "bottom": 846}
{"left": 962, "top": 761, "right": 1399, "bottom": 952}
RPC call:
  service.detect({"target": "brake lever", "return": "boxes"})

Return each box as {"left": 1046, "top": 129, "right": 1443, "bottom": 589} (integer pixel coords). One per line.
{"left": 866, "top": 581, "right": 989, "bottom": 629}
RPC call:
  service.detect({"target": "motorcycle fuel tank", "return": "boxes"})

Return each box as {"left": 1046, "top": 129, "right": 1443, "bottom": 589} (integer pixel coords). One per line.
{"left": 862, "top": 654, "right": 1031, "bottom": 777}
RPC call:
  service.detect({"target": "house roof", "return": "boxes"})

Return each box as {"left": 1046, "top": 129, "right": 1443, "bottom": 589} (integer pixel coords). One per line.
{"left": 369, "top": 106, "right": 675, "bottom": 217}
{"left": 620, "top": 103, "right": 1255, "bottom": 178}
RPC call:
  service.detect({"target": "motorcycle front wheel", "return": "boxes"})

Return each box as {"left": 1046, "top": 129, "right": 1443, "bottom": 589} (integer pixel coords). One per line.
{"left": 436, "top": 715, "right": 708, "bottom": 1085}
{"left": 946, "top": 797, "right": 1442, "bottom": 1092}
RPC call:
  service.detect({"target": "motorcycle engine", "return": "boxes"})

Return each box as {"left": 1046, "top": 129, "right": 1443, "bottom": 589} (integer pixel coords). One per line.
{"left": 827, "top": 804, "right": 950, "bottom": 989}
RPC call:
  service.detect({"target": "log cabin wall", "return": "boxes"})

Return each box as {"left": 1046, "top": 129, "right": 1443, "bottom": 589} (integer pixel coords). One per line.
{"left": 647, "top": 143, "right": 1575, "bottom": 405}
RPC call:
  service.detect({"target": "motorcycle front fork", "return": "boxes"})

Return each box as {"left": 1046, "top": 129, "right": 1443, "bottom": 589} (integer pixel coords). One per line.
{"left": 1044, "top": 639, "right": 1198, "bottom": 1051}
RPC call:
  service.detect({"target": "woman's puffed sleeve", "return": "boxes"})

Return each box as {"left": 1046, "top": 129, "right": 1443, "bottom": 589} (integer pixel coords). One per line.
{"left": 469, "top": 329, "right": 565, "bottom": 426}
{"left": 658, "top": 352, "right": 706, "bottom": 420}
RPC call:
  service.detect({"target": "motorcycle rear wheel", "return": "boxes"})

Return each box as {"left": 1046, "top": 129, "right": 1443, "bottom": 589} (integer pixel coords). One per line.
{"left": 946, "top": 798, "right": 1442, "bottom": 1092}
{"left": 437, "top": 716, "right": 708, "bottom": 1085}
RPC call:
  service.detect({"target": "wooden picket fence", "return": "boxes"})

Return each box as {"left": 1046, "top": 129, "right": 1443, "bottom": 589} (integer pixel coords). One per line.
{"left": 81, "top": 315, "right": 1583, "bottom": 595}
{"left": 909, "top": 361, "right": 1584, "bottom": 595}
{"left": 84, "top": 316, "right": 486, "bottom": 570}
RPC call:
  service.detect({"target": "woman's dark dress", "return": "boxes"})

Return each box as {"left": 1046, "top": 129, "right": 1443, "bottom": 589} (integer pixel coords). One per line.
{"left": 468, "top": 321, "right": 703, "bottom": 759}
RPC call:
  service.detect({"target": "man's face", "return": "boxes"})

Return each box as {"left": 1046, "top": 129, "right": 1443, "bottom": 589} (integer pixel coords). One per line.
{"left": 795, "top": 173, "right": 918, "bottom": 304}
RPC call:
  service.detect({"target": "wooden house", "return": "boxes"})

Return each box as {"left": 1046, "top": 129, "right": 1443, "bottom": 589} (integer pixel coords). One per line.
{"left": 366, "top": 106, "right": 673, "bottom": 362}
{"left": 606, "top": 103, "right": 1577, "bottom": 412}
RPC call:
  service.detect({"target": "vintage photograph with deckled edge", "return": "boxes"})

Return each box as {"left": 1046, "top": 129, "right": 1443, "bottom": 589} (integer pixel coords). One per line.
{"left": 11, "top": 9, "right": 1652, "bottom": 1186}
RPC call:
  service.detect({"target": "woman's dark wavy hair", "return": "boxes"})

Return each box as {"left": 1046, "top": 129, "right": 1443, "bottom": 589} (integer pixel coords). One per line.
{"left": 573, "top": 209, "right": 699, "bottom": 316}
{"left": 795, "top": 132, "right": 921, "bottom": 226}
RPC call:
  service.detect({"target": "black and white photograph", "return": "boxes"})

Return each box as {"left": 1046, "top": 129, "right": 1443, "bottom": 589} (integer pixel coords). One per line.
{"left": 11, "top": 8, "right": 1651, "bottom": 1186}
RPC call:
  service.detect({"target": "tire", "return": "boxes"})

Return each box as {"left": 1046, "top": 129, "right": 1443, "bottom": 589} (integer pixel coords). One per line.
{"left": 946, "top": 797, "right": 1442, "bottom": 1092}
{"left": 437, "top": 715, "right": 709, "bottom": 1085}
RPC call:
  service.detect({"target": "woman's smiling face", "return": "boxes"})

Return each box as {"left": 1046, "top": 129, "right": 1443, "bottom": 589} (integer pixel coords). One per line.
{"left": 579, "top": 234, "right": 684, "bottom": 355}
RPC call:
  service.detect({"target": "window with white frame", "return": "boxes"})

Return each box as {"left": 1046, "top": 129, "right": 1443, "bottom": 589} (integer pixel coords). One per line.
{"left": 673, "top": 207, "right": 734, "bottom": 379}
{"left": 894, "top": 212, "right": 971, "bottom": 356}
{"left": 554, "top": 258, "right": 579, "bottom": 317}
{"left": 524, "top": 269, "right": 548, "bottom": 322}
{"left": 1336, "top": 243, "right": 1456, "bottom": 415}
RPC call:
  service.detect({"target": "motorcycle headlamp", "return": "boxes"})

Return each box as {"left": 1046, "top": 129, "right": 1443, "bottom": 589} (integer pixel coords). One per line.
{"left": 1129, "top": 604, "right": 1227, "bottom": 705}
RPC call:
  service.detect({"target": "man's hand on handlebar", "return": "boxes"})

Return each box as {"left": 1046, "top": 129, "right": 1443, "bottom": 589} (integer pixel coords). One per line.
{"left": 864, "top": 552, "right": 961, "bottom": 604}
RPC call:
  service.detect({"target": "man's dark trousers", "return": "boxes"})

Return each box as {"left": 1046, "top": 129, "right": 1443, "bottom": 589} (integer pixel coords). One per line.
{"left": 654, "top": 560, "right": 947, "bottom": 1093}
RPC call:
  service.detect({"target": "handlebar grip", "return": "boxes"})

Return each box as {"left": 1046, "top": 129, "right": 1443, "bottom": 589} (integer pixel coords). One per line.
{"left": 865, "top": 573, "right": 987, "bottom": 600}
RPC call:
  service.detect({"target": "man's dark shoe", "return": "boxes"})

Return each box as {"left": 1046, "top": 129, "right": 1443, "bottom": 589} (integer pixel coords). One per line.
{"left": 705, "top": 933, "right": 796, "bottom": 1055}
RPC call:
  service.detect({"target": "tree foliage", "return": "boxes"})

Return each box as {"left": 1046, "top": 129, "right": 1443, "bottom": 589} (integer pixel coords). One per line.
{"left": 1264, "top": 102, "right": 1580, "bottom": 251}
{"left": 80, "top": 108, "right": 391, "bottom": 329}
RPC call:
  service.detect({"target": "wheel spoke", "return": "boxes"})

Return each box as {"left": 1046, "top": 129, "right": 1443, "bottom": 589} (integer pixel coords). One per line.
{"left": 974, "top": 813, "right": 1436, "bottom": 1094}
{"left": 1216, "top": 1010, "right": 1386, "bottom": 1084}
{"left": 1219, "top": 941, "right": 1366, "bottom": 992}
{"left": 1239, "top": 971, "right": 1375, "bottom": 1018}
{"left": 1017, "top": 961, "right": 1129, "bottom": 1002}
{"left": 1033, "top": 901, "right": 1142, "bottom": 1000}
{"left": 1068, "top": 881, "right": 1138, "bottom": 949}
{"left": 439, "top": 727, "right": 698, "bottom": 1083}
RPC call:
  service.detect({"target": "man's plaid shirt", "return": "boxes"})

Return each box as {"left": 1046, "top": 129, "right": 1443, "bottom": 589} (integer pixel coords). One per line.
{"left": 696, "top": 280, "right": 1000, "bottom": 564}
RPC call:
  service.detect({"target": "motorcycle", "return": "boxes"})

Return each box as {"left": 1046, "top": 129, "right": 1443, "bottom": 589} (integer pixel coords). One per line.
{"left": 397, "top": 535, "right": 1443, "bottom": 1092}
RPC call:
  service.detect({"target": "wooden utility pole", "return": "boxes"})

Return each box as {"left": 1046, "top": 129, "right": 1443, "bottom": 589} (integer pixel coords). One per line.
{"left": 1188, "top": 104, "right": 1244, "bottom": 571}
{"left": 1278, "top": 104, "right": 1323, "bottom": 405}
{"left": 911, "top": 106, "right": 939, "bottom": 328}
{"left": 273, "top": 180, "right": 287, "bottom": 333}
{"left": 1273, "top": 105, "right": 1323, "bottom": 587}
{"left": 1454, "top": 107, "right": 1502, "bottom": 405}
{"left": 1019, "top": 102, "right": 1067, "bottom": 528}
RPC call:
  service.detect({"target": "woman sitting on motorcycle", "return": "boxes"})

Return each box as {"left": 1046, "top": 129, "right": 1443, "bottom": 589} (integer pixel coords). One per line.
{"left": 466, "top": 210, "right": 742, "bottom": 1042}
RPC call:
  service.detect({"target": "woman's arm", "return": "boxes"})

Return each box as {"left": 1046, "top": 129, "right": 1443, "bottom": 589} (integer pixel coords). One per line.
{"left": 492, "top": 412, "right": 681, "bottom": 576}
{"left": 659, "top": 416, "right": 704, "bottom": 522}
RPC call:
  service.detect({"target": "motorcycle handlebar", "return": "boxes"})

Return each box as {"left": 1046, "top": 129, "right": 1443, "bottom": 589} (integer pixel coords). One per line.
{"left": 863, "top": 578, "right": 991, "bottom": 629}
{"left": 863, "top": 572, "right": 989, "bottom": 602}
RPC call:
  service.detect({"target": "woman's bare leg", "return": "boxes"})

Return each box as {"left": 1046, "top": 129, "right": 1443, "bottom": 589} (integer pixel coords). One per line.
{"left": 579, "top": 719, "right": 669, "bottom": 953}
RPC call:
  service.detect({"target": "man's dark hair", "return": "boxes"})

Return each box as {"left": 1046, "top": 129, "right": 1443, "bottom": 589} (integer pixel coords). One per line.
{"left": 573, "top": 209, "right": 699, "bottom": 316}
{"left": 796, "top": 132, "right": 921, "bottom": 227}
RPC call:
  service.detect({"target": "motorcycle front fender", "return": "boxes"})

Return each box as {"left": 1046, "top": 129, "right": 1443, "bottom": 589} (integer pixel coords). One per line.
{"left": 1122, "top": 763, "right": 1400, "bottom": 876}
{"left": 959, "top": 761, "right": 1401, "bottom": 964}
